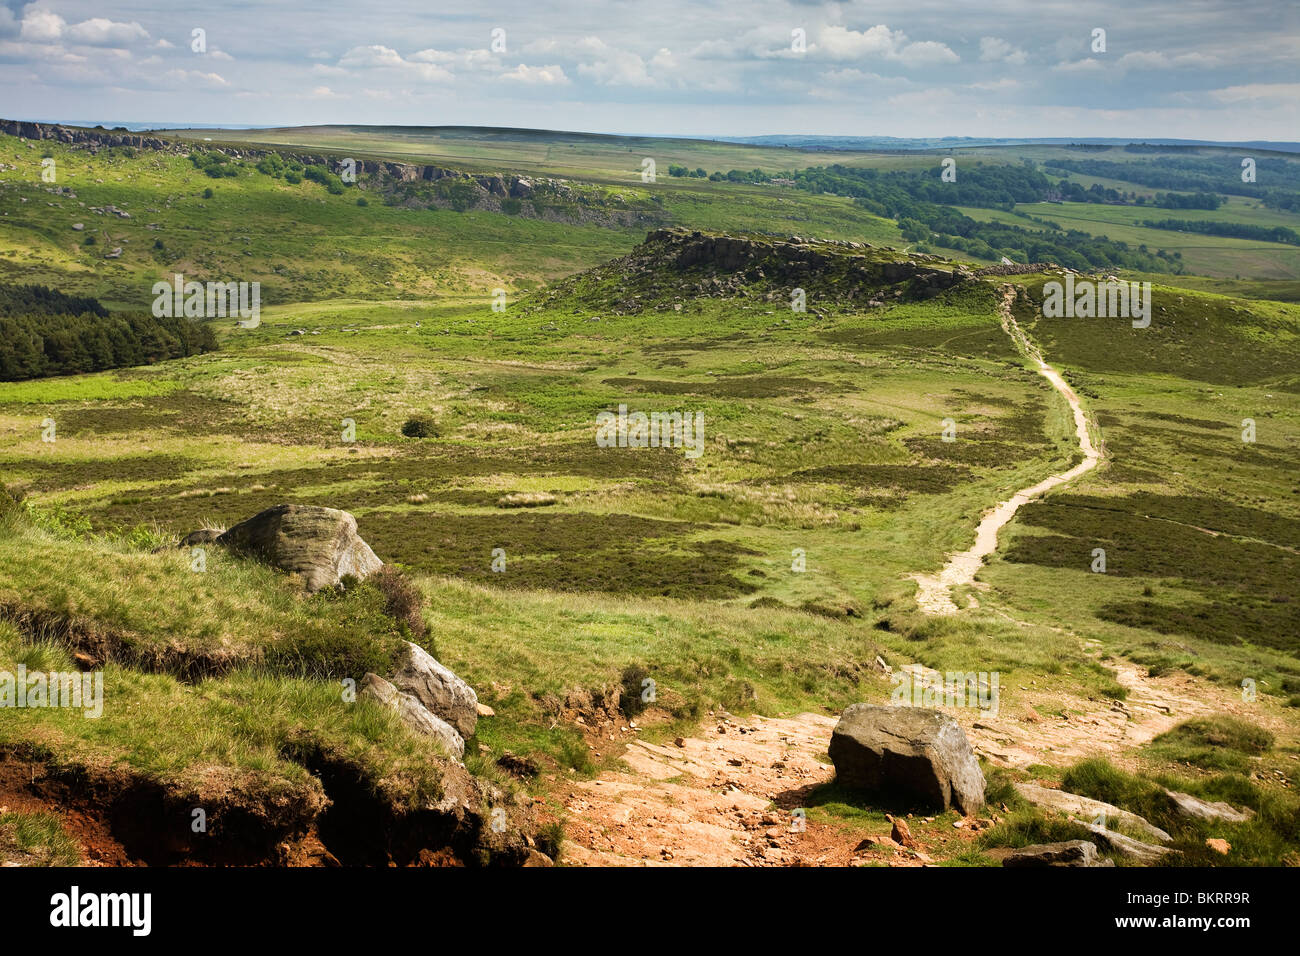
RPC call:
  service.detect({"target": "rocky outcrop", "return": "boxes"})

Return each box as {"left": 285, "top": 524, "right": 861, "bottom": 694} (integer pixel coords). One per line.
{"left": 1003, "top": 840, "right": 1113, "bottom": 867}
{"left": 211, "top": 504, "right": 382, "bottom": 592}
{"left": 0, "top": 118, "right": 176, "bottom": 151}
{"left": 0, "top": 119, "right": 646, "bottom": 226}
{"left": 391, "top": 640, "right": 479, "bottom": 739}
{"left": 529, "top": 227, "right": 977, "bottom": 316}
{"left": 828, "top": 704, "right": 986, "bottom": 813}
{"left": 359, "top": 672, "right": 465, "bottom": 759}
{"left": 1015, "top": 784, "right": 1171, "bottom": 844}
{"left": 1163, "top": 789, "right": 1254, "bottom": 824}
{"left": 657, "top": 229, "right": 972, "bottom": 297}
{"left": 1084, "top": 823, "right": 1177, "bottom": 863}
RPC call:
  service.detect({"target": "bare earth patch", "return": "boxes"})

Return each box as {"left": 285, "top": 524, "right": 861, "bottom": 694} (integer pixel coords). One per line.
{"left": 556, "top": 656, "right": 1259, "bottom": 866}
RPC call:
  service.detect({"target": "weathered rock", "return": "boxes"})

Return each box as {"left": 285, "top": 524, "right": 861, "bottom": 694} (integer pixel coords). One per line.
{"left": 829, "top": 704, "right": 986, "bottom": 813}
{"left": 1164, "top": 789, "right": 1254, "bottom": 824}
{"left": 1015, "top": 784, "right": 1171, "bottom": 843}
{"left": 1085, "top": 823, "right": 1177, "bottom": 863}
{"left": 359, "top": 673, "right": 464, "bottom": 759}
{"left": 888, "top": 814, "right": 917, "bottom": 848}
{"left": 391, "top": 640, "right": 478, "bottom": 739}
{"left": 215, "top": 504, "right": 382, "bottom": 592}
{"left": 177, "top": 528, "right": 223, "bottom": 548}
{"left": 1003, "top": 840, "right": 1113, "bottom": 867}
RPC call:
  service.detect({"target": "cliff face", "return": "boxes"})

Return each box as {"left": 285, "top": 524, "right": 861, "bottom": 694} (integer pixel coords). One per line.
{"left": 0, "top": 118, "right": 651, "bottom": 224}
{"left": 0, "top": 118, "right": 176, "bottom": 151}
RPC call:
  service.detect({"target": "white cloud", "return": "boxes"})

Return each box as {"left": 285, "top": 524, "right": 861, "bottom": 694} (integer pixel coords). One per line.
{"left": 1053, "top": 58, "right": 1106, "bottom": 73}
{"left": 339, "top": 44, "right": 453, "bottom": 81}
{"left": 815, "top": 25, "right": 958, "bottom": 67}
{"left": 575, "top": 38, "right": 655, "bottom": 86}
{"left": 895, "top": 40, "right": 959, "bottom": 67}
{"left": 1116, "top": 50, "right": 1219, "bottom": 70}
{"left": 500, "top": 62, "right": 569, "bottom": 85}
{"left": 1208, "top": 82, "right": 1300, "bottom": 105}
{"left": 979, "top": 36, "right": 1026, "bottom": 65}
{"left": 162, "top": 68, "right": 228, "bottom": 88}
{"left": 19, "top": 9, "right": 65, "bottom": 43}
{"left": 66, "top": 17, "right": 149, "bottom": 46}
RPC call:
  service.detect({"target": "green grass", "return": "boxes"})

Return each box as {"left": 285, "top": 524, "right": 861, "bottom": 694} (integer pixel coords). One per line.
{"left": 2, "top": 129, "right": 1300, "bottom": 865}
{"left": 0, "top": 810, "right": 81, "bottom": 866}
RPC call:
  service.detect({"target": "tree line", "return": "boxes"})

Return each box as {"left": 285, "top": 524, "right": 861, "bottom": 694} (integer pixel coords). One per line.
{"left": 0, "top": 283, "right": 217, "bottom": 381}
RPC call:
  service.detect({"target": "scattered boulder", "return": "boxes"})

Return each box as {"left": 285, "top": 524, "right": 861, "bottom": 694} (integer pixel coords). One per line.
{"left": 1164, "top": 789, "right": 1254, "bottom": 824}
{"left": 1004, "top": 840, "right": 1113, "bottom": 867}
{"left": 829, "top": 704, "right": 986, "bottom": 813}
{"left": 215, "top": 504, "right": 382, "bottom": 592}
{"left": 1085, "top": 823, "right": 1177, "bottom": 864}
{"left": 359, "top": 673, "right": 464, "bottom": 760}
{"left": 888, "top": 814, "right": 917, "bottom": 848}
{"left": 1015, "top": 784, "right": 1171, "bottom": 844}
{"left": 391, "top": 640, "right": 478, "bottom": 739}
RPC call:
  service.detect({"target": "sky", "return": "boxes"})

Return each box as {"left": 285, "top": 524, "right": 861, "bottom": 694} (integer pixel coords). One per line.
{"left": 0, "top": 0, "right": 1296, "bottom": 140}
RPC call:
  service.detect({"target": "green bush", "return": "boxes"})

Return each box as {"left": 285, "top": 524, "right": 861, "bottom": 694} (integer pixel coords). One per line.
{"left": 400, "top": 416, "right": 437, "bottom": 438}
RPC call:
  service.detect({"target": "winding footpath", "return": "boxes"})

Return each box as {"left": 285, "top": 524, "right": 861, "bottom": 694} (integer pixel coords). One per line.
{"left": 913, "top": 286, "right": 1101, "bottom": 614}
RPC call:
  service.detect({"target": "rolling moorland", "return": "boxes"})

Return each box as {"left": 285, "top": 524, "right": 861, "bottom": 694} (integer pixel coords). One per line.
{"left": 0, "top": 120, "right": 1298, "bottom": 867}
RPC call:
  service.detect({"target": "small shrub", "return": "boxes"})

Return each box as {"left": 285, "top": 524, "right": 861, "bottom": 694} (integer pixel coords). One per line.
{"left": 374, "top": 565, "right": 427, "bottom": 639}
{"left": 401, "top": 416, "right": 437, "bottom": 439}
{"left": 202, "top": 187, "right": 214, "bottom": 199}
{"left": 619, "top": 664, "right": 651, "bottom": 717}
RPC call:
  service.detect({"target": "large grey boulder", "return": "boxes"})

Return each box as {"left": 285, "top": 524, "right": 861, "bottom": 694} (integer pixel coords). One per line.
{"left": 1003, "top": 840, "right": 1112, "bottom": 867}
{"left": 215, "top": 504, "right": 382, "bottom": 592}
{"left": 390, "top": 641, "right": 478, "bottom": 739}
{"left": 828, "top": 704, "right": 986, "bottom": 813}
{"left": 359, "top": 672, "right": 464, "bottom": 760}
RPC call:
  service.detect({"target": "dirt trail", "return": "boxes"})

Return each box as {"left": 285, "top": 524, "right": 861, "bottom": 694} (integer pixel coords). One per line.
{"left": 557, "top": 657, "right": 1243, "bottom": 866}
{"left": 913, "top": 285, "right": 1100, "bottom": 614}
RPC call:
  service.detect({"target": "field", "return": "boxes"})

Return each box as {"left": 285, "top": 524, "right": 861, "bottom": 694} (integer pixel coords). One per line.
{"left": 1, "top": 123, "right": 1299, "bottom": 867}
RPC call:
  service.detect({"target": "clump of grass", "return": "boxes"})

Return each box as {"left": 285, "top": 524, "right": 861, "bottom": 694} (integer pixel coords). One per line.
{"left": 497, "top": 492, "right": 557, "bottom": 508}
{"left": 1062, "top": 758, "right": 1168, "bottom": 822}
{"left": 619, "top": 664, "right": 652, "bottom": 717}
{"left": 374, "top": 565, "right": 427, "bottom": 640}
{"left": 977, "top": 809, "right": 1095, "bottom": 850}
{"left": 1148, "top": 716, "right": 1273, "bottom": 772}
{"left": 0, "top": 812, "right": 81, "bottom": 867}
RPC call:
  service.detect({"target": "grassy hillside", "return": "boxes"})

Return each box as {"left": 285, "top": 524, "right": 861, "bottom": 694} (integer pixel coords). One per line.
{"left": 2, "top": 128, "right": 1299, "bottom": 867}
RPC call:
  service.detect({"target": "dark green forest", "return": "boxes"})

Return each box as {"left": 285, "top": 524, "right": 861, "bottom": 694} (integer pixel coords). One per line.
{"left": 0, "top": 283, "right": 218, "bottom": 381}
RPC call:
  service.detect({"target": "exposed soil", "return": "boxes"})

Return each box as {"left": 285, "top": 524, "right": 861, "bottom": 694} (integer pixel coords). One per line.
{"left": 553, "top": 653, "right": 1254, "bottom": 866}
